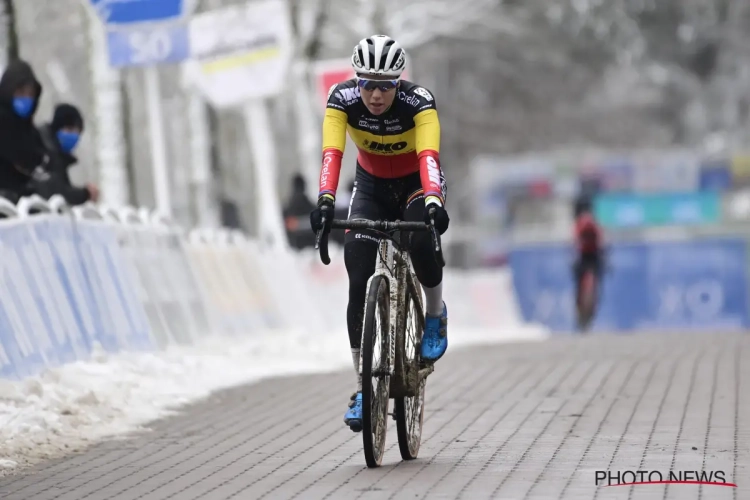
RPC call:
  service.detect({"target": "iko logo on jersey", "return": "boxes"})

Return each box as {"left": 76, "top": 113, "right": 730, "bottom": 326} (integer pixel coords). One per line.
{"left": 413, "top": 87, "right": 434, "bottom": 101}
{"left": 362, "top": 139, "right": 408, "bottom": 153}
{"left": 336, "top": 87, "right": 360, "bottom": 104}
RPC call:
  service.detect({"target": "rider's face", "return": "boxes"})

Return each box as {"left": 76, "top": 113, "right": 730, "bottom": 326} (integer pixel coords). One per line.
{"left": 358, "top": 76, "right": 398, "bottom": 115}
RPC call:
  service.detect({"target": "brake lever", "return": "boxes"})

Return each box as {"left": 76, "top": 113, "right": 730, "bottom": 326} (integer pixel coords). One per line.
{"left": 427, "top": 209, "right": 445, "bottom": 268}
{"left": 429, "top": 215, "right": 440, "bottom": 254}
{"left": 314, "top": 214, "right": 326, "bottom": 249}
{"left": 315, "top": 214, "right": 331, "bottom": 265}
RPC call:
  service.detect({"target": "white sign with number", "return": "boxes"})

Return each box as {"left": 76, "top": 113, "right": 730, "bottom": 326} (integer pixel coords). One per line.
{"left": 128, "top": 30, "right": 171, "bottom": 64}
{"left": 106, "top": 22, "right": 190, "bottom": 68}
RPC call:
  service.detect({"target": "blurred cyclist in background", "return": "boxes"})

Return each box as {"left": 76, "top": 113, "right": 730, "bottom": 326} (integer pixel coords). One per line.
{"left": 572, "top": 195, "right": 605, "bottom": 320}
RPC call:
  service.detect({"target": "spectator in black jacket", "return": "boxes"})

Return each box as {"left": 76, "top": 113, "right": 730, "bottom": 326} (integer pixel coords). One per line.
{"left": 0, "top": 59, "right": 46, "bottom": 204}
{"left": 38, "top": 103, "right": 99, "bottom": 205}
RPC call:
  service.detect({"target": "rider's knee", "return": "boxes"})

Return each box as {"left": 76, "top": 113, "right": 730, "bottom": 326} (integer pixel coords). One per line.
{"left": 411, "top": 251, "right": 442, "bottom": 288}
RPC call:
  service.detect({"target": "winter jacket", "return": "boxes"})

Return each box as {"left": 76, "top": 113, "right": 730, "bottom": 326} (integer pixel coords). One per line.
{"left": 0, "top": 60, "right": 45, "bottom": 203}
{"left": 38, "top": 124, "right": 90, "bottom": 205}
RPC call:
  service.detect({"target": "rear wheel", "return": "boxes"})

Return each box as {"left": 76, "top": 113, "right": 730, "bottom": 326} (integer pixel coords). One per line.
{"left": 395, "top": 285, "right": 426, "bottom": 460}
{"left": 361, "top": 275, "right": 391, "bottom": 468}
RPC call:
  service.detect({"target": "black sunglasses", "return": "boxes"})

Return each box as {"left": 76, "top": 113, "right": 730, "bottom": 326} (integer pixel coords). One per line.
{"left": 356, "top": 78, "right": 399, "bottom": 92}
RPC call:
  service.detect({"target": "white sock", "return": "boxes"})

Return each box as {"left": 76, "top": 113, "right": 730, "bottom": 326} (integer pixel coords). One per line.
{"left": 422, "top": 281, "right": 444, "bottom": 316}
{"left": 351, "top": 348, "right": 362, "bottom": 391}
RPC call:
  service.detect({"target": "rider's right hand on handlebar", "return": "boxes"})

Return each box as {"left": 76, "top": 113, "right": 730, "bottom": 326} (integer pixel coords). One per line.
{"left": 424, "top": 196, "right": 449, "bottom": 235}
{"left": 310, "top": 194, "right": 335, "bottom": 234}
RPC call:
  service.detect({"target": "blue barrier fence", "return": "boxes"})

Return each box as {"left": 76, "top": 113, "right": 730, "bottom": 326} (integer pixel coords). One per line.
{"left": 0, "top": 215, "right": 153, "bottom": 380}
{"left": 508, "top": 238, "right": 750, "bottom": 332}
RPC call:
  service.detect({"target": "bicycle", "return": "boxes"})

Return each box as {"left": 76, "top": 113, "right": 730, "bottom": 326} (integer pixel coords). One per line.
{"left": 315, "top": 210, "right": 445, "bottom": 468}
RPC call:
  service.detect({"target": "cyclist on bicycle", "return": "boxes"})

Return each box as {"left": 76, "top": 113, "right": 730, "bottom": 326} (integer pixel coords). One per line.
{"left": 572, "top": 196, "right": 605, "bottom": 314}
{"left": 310, "top": 34, "right": 450, "bottom": 432}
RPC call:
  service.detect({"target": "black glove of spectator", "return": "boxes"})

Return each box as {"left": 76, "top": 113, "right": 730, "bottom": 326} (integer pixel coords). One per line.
{"left": 310, "top": 195, "right": 335, "bottom": 234}
{"left": 424, "top": 199, "right": 449, "bottom": 235}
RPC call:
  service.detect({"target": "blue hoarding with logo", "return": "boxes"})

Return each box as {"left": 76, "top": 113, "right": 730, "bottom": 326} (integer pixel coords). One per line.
{"left": 508, "top": 238, "right": 750, "bottom": 332}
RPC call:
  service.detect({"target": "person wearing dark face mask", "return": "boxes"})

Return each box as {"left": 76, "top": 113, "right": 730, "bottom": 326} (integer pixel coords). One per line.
{"left": 0, "top": 59, "right": 46, "bottom": 204}
{"left": 38, "top": 103, "right": 99, "bottom": 205}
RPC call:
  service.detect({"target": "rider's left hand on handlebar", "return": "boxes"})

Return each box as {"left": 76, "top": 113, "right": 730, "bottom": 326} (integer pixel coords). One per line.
{"left": 424, "top": 196, "right": 449, "bottom": 235}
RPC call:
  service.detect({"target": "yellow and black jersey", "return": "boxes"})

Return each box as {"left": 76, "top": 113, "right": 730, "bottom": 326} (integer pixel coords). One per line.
{"left": 319, "top": 79, "right": 444, "bottom": 202}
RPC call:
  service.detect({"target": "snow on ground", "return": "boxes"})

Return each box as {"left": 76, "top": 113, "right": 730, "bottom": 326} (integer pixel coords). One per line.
{"left": 0, "top": 269, "right": 548, "bottom": 474}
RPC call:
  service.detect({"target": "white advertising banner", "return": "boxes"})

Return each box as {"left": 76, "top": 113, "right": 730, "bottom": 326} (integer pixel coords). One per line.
{"left": 184, "top": 0, "right": 293, "bottom": 107}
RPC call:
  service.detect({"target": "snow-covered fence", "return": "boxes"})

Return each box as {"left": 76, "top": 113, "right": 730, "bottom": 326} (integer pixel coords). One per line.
{"left": 0, "top": 195, "right": 333, "bottom": 379}
{"left": 0, "top": 194, "right": 542, "bottom": 381}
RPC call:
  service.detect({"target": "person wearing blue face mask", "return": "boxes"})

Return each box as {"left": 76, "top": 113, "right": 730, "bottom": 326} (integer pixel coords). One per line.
{"left": 38, "top": 103, "right": 99, "bottom": 205}
{"left": 0, "top": 59, "right": 47, "bottom": 204}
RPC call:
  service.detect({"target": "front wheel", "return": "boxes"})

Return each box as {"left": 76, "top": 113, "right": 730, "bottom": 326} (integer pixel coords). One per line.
{"left": 395, "top": 284, "right": 426, "bottom": 460}
{"left": 361, "top": 274, "right": 391, "bottom": 468}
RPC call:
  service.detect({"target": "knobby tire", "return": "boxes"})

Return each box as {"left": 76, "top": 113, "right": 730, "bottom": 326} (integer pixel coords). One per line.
{"left": 361, "top": 275, "right": 390, "bottom": 468}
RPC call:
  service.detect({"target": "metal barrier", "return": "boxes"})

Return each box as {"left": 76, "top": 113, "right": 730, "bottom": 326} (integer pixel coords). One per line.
{"left": 0, "top": 195, "right": 542, "bottom": 380}
{"left": 0, "top": 195, "right": 310, "bottom": 379}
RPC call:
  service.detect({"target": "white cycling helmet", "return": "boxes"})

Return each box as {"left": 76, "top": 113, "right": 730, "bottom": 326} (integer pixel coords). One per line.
{"left": 351, "top": 35, "right": 407, "bottom": 78}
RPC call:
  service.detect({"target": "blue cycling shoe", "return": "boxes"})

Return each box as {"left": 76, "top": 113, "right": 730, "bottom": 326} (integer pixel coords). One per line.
{"left": 344, "top": 392, "right": 363, "bottom": 432}
{"left": 421, "top": 302, "right": 448, "bottom": 362}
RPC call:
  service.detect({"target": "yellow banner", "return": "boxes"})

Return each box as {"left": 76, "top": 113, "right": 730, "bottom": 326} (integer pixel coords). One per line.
{"left": 200, "top": 46, "right": 280, "bottom": 75}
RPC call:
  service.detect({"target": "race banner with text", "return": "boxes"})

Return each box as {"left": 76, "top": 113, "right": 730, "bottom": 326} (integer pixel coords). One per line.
{"left": 183, "top": 0, "right": 294, "bottom": 107}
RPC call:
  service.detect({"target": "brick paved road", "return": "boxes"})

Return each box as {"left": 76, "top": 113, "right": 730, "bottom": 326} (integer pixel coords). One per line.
{"left": 0, "top": 332, "right": 747, "bottom": 500}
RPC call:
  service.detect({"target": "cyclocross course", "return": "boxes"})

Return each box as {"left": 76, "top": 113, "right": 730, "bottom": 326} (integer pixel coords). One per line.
{"left": 1, "top": 332, "right": 747, "bottom": 500}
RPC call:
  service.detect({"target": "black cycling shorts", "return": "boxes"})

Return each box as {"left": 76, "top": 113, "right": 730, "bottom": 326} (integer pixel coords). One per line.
{"left": 344, "top": 164, "right": 446, "bottom": 243}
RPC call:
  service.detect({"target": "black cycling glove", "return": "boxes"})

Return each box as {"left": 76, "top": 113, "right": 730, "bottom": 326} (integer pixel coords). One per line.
{"left": 310, "top": 195, "right": 335, "bottom": 234}
{"left": 424, "top": 197, "right": 449, "bottom": 235}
